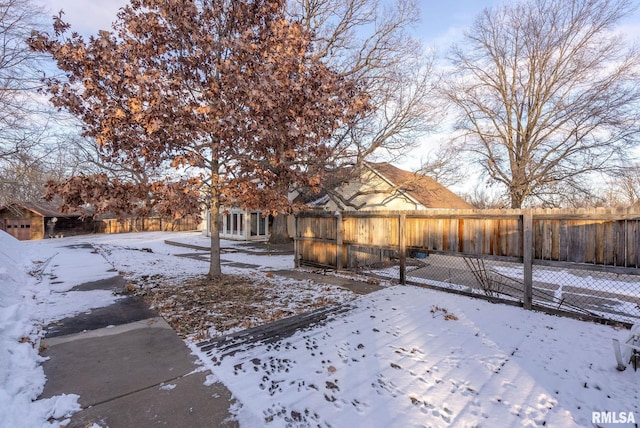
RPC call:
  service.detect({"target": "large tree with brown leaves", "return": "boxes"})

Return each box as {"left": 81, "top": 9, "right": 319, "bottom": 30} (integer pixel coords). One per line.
{"left": 29, "top": 0, "right": 365, "bottom": 277}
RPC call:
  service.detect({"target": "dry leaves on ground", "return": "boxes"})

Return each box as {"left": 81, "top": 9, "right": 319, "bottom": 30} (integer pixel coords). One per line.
{"left": 128, "top": 273, "right": 353, "bottom": 341}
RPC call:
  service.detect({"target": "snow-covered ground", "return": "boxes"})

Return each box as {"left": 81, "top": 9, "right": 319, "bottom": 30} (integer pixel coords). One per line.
{"left": 0, "top": 231, "right": 81, "bottom": 427}
{"left": 1, "top": 230, "right": 639, "bottom": 427}
{"left": 196, "top": 287, "right": 640, "bottom": 427}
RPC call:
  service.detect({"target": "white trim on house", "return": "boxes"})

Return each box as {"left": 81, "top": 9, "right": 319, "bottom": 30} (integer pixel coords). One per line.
{"left": 218, "top": 208, "right": 270, "bottom": 241}
{"left": 201, "top": 207, "right": 279, "bottom": 241}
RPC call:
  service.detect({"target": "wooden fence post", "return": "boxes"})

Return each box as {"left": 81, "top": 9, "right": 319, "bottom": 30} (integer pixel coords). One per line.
{"left": 523, "top": 211, "right": 533, "bottom": 310}
{"left": 399, "top": 213, "right": 406, "bottom": 285}
{"left": 336, "top": 212, "right": 343, "bottom": 271}
{"left": 294, "top": 215, "right": 300, "bottom": 268}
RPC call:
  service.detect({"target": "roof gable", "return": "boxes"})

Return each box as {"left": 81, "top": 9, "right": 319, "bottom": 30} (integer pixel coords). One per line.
{"left": 365, "top": 162, "right": 472, "bottom": 209}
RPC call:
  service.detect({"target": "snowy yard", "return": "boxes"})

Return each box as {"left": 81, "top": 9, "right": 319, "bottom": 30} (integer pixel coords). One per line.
{"left": 195, "top": 286, "right": 640, "bottom": 427}
{"left": 371, "top": 253, "right": 640, "bottom": 325}
{"left": 1, "top": 230, "right": 639, "bottom": 427}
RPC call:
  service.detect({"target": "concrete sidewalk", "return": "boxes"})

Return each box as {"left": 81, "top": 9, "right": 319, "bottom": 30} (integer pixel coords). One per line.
{"left": 37, "top": 240, "right": 383, "bottom": 427}
{"left": 38, "top": 245, "right": 237, "bottom": 428}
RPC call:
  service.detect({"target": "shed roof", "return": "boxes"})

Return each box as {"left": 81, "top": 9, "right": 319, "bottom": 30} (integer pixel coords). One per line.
{"left": 0, "top": 201, "right": 83, "bottom": 218}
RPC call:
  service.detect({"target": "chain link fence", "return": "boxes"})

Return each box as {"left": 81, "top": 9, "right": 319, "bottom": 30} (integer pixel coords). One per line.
{"left": 342, "top": 245, "right": 640, "bottom": 325}
{"left": 296, "top": 209, "right": 640, "bottom": 325}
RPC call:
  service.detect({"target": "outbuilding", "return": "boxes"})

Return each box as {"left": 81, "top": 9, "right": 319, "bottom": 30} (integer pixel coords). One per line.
{"left": 0, "top": 201, "right": 93, "bottom": 240}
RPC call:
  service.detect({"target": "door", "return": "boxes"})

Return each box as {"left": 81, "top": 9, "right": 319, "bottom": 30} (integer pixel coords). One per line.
{"left": 5, "top": 219, "right": 31, "bottom": 240}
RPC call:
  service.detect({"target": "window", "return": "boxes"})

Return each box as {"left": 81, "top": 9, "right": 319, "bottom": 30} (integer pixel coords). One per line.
{"left": 250, "top": 213, "right": 258, "bottom": 236}
{"left": 225, "top": 214, "right": 232, "bottom": 234}
{"left": 229, "top": 212, "right": 244, "bottom": 236}
{"left": 259, "top": 214, "right": 267, "bottom": 236}
{"left": 250, "top": 212, "right": 268, "bottom": 237}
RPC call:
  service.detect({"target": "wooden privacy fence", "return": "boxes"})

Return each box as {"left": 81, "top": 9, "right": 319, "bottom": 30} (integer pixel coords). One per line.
{"left": 295, "top": 207, "right": 640, "bottom": 316}
{"left": 96, "top": 216, "right": 199, "bottom": 234}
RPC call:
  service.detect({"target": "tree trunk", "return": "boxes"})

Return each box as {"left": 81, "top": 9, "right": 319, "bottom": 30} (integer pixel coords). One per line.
{"left": 268, "top": 213, "right": 291, "bottom": 244}
{"left": 510, "top": 190, "right": 525, "bottom": 209}
{"left": 208, "top": 195, "right": 222, "bottom": 278}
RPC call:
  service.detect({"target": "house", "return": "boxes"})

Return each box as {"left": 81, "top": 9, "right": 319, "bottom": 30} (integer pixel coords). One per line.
{"left": 200, "top": 208, "right": 271, "bottom": 241}
{"left": 220, "top": 209, "right": 271, "bottom": 241}
{"left": 314, "top": 162, "right": 473, "bottom": 211}
{"left": 204, "top": 162, "right": 471, "bottom": 241}
{"left": 0, "top": 201, "right": 93, "bottom": 240}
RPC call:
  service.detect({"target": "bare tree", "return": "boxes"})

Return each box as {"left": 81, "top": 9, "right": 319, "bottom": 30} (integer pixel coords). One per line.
{"left": 462, "top": 185, "right": 508, "bottom": 209}
{"left": 0, "top": 0, "right": 73, "bottom": 207}
{"left": 0, "top": 107, "right": 133, "bottom": 206}
{"left": 443, "top": 0, "right": 640, "bottom": 208}
{"left": 594, "top": 164, "right": 640, "bottom": 206}
{"left": 417, "top": 144, "right": 467, "bottom": 188}
{"left": 615, "top": 167, "right": 640, "bottom": 205}
{"left": 0, "top": 0, "right": 49, "bottom": 162}
{"left": 276, "top": 0, "right": 442, "bottom": 233}
{"left": 0, "top": 152, "right": 66, "bottom": 204}
{"left": 291, "top": 0, "right": 442, "bottom": 158}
